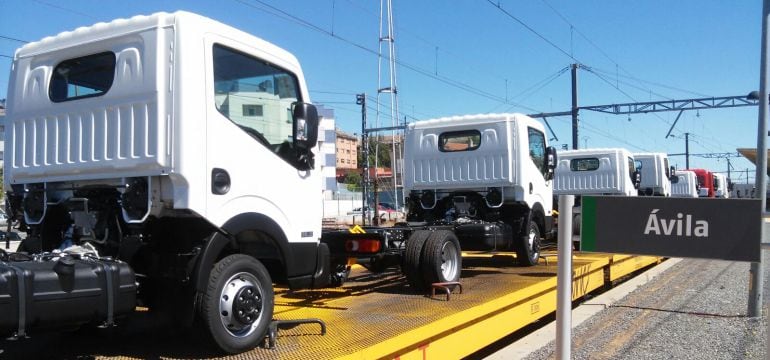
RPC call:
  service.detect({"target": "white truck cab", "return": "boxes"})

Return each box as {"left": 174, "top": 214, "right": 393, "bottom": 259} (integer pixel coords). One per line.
{"left": 633, "top": 152, "right": 673, "bottom": 196}
{"left": 553, "top": 148, "right": 640, "bottom": 196}
{"left": 671, "top": 170, "right": 699, "bottom": 198}
{"left": 713, "top": 173, "right": 729, "bottom": 198}
{"left": 3, "top": 11, "right": 327, "bottom": 353}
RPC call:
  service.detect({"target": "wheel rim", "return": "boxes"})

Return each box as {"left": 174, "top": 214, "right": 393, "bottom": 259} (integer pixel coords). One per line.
{"left": 440, "top": 240, "right": 460, "bottom": 280}
{"left": 219, "top": 272, "right": 264, "bottom": 338}
{"left": 528, "top": 226, "right": 540, "bottom": 259}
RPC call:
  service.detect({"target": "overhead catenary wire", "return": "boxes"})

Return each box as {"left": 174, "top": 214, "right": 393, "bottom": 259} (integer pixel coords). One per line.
{"left": 312, "top": 91, "right": 440, "bottom": 120}
{"left": 31, "top": 0, "right": 97, "bottom": 20}
{"left": 537, "top": 0, "right": 707, "bottom": 100}
{"left": 509, "top": 66, "right": 570, "bottom": 106}
{"left": 342, "top": 0, "right": 514, "bottom": 86}
{"left": 511, "top": 66, "right": 570, "bottom": 102}
{"left": 581, "top": 121, "right": 651, "bottom": 152}
{"left": 0, "top": 35, "right": 29, "bottom": 43}
{"left": 234, "top": 0, "right": 545, "bottom": 114}
{"left": 5, "top": 1, "right": 737, "bottom": 163}
{"left": 584, "top": 67, "right": 673, "bottom": 101}
{"left": 582, "top": 66, "right": 687, "bottom": 137}
{"left": 489, "top": 0, "right": 724, "bottom": 153}
{"left": 486, "top": 0, "right": 579, "bottom": 63}
{"left": 590, "top": 66, "right": 711, "bottom": 98}
{"left": 487, "top": 66, "right": 569, "bottom": 113}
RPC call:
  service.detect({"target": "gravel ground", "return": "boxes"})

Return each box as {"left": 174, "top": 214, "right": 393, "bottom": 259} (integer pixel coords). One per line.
{"left": 524, "top": 252, "right": 770, "bottom": 360}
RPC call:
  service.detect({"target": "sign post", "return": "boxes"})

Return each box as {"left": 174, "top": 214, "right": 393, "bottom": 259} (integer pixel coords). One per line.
{"left": 556, "top": 195, "right": 574, "bottom": 360}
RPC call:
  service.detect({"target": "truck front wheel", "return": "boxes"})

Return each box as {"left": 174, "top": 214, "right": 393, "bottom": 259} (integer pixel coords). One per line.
{"left": 203, "top": 254, "right": 274, "bottom": 354}
{"left": 516, "top": 221, "right": 541, "bottom": 266}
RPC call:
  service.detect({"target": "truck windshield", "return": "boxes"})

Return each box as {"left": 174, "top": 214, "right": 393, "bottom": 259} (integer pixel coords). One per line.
{"left": 213, "top": 44, "right": 301, "bottom": 152}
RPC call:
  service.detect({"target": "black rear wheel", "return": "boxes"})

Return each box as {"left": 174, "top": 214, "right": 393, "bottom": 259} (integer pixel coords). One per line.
{"left": 402, "top": 230, "right": 431, "bottom": 291}
{"left": 421, "top": 230, "right": 462, "bottom": 285}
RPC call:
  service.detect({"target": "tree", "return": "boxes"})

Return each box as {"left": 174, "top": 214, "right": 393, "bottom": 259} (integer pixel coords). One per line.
{"left": 343, "top": 171, "right": 362, "bottom": 192}
{"left": 358, "top": 138, "right": 392, "bottom": 169}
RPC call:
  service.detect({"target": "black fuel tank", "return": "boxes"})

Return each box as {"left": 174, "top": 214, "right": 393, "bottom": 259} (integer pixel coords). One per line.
{"left": 0, "top": 256, "right": 136, "bottom": 337}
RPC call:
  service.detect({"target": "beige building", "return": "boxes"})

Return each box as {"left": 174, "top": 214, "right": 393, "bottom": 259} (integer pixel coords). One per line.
{"left": 336, "top": 130, "right": 358, "bottom": 170}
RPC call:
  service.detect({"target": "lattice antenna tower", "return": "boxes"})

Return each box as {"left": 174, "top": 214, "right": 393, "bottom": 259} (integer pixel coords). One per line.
{"left": 375, "top": 0, "right": 403, "bottom": 209}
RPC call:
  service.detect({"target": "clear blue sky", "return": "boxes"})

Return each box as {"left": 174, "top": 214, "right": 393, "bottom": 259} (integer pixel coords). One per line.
{"left": 0, "top": 0, "right": 763, "bottom": 183}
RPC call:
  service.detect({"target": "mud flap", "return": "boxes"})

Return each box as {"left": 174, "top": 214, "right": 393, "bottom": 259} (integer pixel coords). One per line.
{"left": 311, "top": 243, "right": 331, "bottom": 288}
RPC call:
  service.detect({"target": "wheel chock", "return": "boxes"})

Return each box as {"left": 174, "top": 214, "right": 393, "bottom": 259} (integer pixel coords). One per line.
{"left": 430, "top": 281, "right": 463, "bottom": 301}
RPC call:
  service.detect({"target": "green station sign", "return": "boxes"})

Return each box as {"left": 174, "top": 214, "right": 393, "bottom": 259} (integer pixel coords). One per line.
{"left": 580, "top": 196, "right": 762, "bottom": 262}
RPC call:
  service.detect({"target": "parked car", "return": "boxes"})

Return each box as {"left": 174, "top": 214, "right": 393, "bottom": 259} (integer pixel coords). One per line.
{"left": 347, "top": 204, "right": 396, "bottom": 216}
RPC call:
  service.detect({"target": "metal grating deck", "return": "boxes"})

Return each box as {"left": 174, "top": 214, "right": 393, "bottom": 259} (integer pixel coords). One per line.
{"left": 0, "top": 252, "right": 659, "bottom": 359}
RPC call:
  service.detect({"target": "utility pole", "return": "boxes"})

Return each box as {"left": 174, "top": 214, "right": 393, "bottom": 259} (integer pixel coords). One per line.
{"left": 571, "top": 63, "right": 579, "bottom": 150}
{"left": 376, "top": 0, "right": 402, "bottom": 211}
{"left": 357, "top": 93, "right": 368, "bottom": 226}
{"left": 685, "top": 132, "right": 690, "bottom": 169}
{"left": 748, "top": 0, "right": 770, "bottom": 318}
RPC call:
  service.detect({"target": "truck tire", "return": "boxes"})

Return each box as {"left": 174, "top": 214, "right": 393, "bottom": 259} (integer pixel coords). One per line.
{"left": 572, "top": 214, "right": 582, "bottom": 250}
{"left": 402, "top": 230, "right": 431, "bottom": 291}
{"left": 421, "top": 230, "right": 461, "bottom": 285}
{"left": 203, "top": 254, "right": 274, "bottom": 354}
{"left": 572, "top": 214, "right": 581, "bottom": 236}
{"left": 516, "top": 221, "right": 541, "bottom": 266}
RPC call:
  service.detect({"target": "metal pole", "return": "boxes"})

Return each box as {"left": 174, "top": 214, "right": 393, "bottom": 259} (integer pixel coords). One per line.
{"left": 571, "top": 64, "right": 579, "bottom": 150}
{"left": 556, "top": 195, "right": 575, "bottom": 360}
{"left": 357, "top": 93, "right": 369, "bottom": 227}
{"left": 685, "top": 133, "right": 690, "bottom": 169}
{"left": 750, "top": 0, "right": 770, "bottom": 318}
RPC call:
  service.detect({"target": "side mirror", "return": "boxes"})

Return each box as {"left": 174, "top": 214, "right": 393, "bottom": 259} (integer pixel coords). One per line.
{"left": 293, "top": 102, "right": 319, "bottom": 149}
{"left": 669, "top": 166, "right": 677, "bottom": 181}
{"left": 292, "top": 102, "right": 319, "bottom": 170}
{"left": 545, "top": 146, "right": 557, "bottom": 180}
{"left": 633, "top": 170, "right": 642, "bottom": 189}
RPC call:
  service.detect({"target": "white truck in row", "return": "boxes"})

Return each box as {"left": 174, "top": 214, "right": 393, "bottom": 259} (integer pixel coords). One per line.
{"left": 671, "top": 170, "right": 699, "bottom": 198}
{"left": 0, "top": 11, "right": 557, "bottom": 354}
{"left": 551, "top": 148, "right": 640, "bottom": 245}
{"left": 634, "top": 153, "right": 673, "bottom": 197}
{"left": 553, "top": 148, "right": 640, "bottom": 197}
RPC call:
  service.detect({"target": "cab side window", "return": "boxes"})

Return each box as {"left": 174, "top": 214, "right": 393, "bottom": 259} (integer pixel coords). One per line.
{"left": 212, "top": 44, "right": 302, "bottom": 165}
{"left": 528, "top": 127, "right": 546, "bottom": 176}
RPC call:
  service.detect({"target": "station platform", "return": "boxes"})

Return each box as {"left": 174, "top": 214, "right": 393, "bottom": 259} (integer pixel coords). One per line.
{"left": 513, "top": 253, "right": 769, "bottom": 360}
